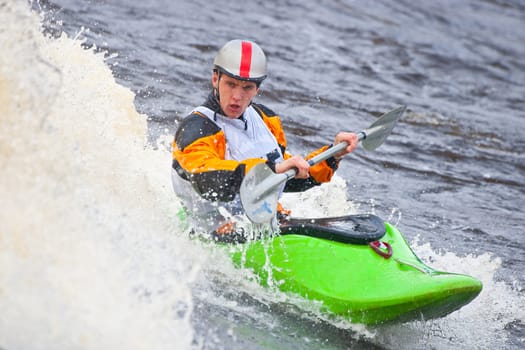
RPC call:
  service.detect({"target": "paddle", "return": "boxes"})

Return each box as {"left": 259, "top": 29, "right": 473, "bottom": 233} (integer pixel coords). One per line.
{"left": 240, "top": 106, "right": 406, "bottom": 224}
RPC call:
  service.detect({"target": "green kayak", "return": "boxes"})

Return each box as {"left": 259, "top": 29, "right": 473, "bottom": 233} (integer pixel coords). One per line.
{"left": 226, "top": 214, "right": 482, "bottom": 325}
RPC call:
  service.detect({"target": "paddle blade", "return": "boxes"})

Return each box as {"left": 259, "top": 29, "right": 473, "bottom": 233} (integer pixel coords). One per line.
{"left": 240, "top": 163, "right": 284, "bottom": 223}
{"left": 361, "top": 105, "right": 406, "bottom": 151}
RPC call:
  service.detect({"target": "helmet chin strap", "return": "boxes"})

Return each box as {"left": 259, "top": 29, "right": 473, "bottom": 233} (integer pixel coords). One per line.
{"left": 213, "top": 86, "right": 221, "bottom": 103}
{"left": 213, "top": 71, "right": 229, "bottom": 117}
{"left": 214, "top": 70, "right": 222, "bottom": 102}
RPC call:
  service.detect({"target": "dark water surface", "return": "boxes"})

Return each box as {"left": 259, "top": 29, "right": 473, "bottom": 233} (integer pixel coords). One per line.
{"left": 30, "top": 0, "right": 525, "bottom": 348}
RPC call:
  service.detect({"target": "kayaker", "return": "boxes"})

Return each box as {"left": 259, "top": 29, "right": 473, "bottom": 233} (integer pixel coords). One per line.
{"left": 172, "top": 39, "right": 358, "bottom": 242}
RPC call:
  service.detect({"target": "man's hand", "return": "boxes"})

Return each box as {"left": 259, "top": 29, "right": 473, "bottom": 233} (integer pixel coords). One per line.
{"left": 333, "top": 132, "right": 358, "bottom": 160}
{"left": 275, "top": 155, "right": 310, "bottom": 179}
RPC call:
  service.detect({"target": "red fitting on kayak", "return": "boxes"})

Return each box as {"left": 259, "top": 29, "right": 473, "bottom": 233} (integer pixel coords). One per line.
{"left": 369, "top": 241, "right": 393, "bottom": 259}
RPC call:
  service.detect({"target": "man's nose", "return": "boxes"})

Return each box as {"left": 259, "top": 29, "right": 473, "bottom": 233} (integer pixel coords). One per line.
{"left": 232, "top": 87, "right": 244, "bottom": 100}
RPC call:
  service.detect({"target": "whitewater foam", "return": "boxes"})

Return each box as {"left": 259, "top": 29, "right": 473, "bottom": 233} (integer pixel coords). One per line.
{"left": 0, "top": 2, "right": 198, "bottom": 349}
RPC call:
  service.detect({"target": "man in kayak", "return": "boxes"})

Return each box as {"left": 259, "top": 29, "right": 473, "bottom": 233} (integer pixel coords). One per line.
{"left": 172, "top": 39, "right": 358, "bottom": 242}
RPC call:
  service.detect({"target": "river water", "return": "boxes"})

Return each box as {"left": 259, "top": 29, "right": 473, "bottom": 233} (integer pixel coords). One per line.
{"left": 1, "top": 0, "right": 524, "bottom": 349}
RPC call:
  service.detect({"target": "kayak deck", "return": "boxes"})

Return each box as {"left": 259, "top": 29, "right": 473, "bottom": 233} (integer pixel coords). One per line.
{"left": 228, "top": 218, "right": 482, "bottom": 325}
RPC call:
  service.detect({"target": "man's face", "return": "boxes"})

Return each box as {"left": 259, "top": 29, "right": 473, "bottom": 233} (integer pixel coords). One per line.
{"left": 212, "top": 72, "right": 259, "bottom": 119}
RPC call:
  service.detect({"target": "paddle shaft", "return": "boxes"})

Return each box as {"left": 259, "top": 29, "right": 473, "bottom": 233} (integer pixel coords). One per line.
{"left": 282, "top": 131, "right": 366, "bottom": 179}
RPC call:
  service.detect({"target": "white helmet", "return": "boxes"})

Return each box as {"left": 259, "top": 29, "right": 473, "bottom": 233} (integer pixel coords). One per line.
{"left": 213, "top": 39, "right": 267, "bottom": 84}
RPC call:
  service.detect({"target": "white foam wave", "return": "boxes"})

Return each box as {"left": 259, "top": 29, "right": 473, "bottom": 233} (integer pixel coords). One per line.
{"left": 280, "top": 174, "right": 359, "bottom": 218}
{"left": 0, "top": 2, "right": 199, "bottom": 349}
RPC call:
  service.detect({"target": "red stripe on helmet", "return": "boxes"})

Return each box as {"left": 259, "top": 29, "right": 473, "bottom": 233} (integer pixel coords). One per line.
{"left": 239, "top": 41, "right": 252, "bottom": 78}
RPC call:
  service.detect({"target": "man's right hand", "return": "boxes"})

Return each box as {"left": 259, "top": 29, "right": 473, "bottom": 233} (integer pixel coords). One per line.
{"left": 275, "top": 155, "right": 310, "bottom": 179}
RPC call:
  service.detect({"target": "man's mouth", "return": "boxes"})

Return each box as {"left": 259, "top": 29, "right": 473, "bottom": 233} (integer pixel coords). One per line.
{"left": 228, "top": 104, "right": 241, "bottom": 113}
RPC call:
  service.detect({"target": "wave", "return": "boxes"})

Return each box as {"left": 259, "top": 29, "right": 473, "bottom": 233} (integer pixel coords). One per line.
{"left": 0, "top": 2, "right": 197, "bottom": 349}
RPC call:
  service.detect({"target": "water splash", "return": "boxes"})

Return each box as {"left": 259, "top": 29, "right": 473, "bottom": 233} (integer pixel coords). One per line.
{"left": 280, "top": 174, "right": 359, "bottom": 217}
{"left": 0, "top": 2, "right": 198, "bottom": 349}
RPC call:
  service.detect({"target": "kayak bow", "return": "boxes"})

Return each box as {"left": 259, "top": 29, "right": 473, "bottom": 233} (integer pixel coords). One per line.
{"left": 227, "top": 215, "right": 482, "bottom": 325}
